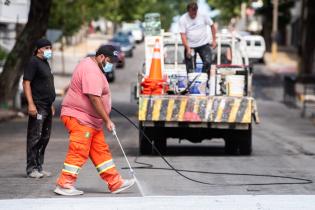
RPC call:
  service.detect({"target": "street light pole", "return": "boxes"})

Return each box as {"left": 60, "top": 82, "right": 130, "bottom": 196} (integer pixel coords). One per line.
{"left": 272, "top": 0, "right": 279, "bottom": 61}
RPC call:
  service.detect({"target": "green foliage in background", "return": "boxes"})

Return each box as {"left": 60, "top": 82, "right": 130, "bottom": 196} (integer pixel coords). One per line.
{"left": 0, "top": 47, "right": 7, "bottom": 61}
{"left": 207, "top": 0, "right": 245, "bottom": 23}
{"left": 48, "top": 0, "right": 190, "bottom": 36}
{"left": 48, "top": 0, "right": 90, "bottom": 36}
{"left": 207, "top": 0, "right": 294, "bottom": 24}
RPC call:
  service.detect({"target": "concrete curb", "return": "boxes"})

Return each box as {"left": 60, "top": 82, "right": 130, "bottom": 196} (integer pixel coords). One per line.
{"left": 0, "top": 195, "right": 315, "bottom": 210}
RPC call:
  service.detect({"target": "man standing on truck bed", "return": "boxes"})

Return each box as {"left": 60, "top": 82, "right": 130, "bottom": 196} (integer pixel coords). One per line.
{"left": 179, "top": 2, "right": 217, "bottom": 74}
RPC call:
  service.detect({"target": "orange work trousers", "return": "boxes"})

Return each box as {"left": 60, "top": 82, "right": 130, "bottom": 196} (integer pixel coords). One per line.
{"left": 56, "top": 116, "right": 123, "bottom": 192}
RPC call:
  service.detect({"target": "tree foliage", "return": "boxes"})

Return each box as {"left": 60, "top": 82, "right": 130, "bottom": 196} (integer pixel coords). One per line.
{"left": 48, "top": 0, "right": 83, "bottom": 36}
{"left": 0, "top": 47, "right": 7, "bottom": 61}
{"left": 207, "top": 0, "right": 245, "bottom": 23}
{"left": 207, "top": 0, "right": 294, "bottom": 24}
{"left": 48, "top": 0, "right": 190, "bottom": 36}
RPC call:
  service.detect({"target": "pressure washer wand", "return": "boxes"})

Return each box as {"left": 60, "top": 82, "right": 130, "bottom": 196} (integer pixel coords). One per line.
{"left": 112, "top": 127, "right": 134, "bottom": 175}
{"left": 112, "top": 127, "right": 145, "bottom": 197}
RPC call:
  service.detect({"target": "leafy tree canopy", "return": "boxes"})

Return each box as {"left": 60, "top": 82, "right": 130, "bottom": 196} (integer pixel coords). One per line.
{"left": 207, "top": 0, "right": 295, "bottom": 24}
{"left": 48, "top": 0, "right": 190, "bottom": 36}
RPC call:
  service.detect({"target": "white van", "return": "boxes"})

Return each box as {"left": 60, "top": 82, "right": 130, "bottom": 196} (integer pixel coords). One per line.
{"left": 243, "top": 35, "right": 266, "bottom": 63}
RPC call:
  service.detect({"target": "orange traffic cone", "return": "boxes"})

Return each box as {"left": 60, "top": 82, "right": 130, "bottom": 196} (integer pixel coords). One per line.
{"left": 148, "top": 39, "right": 162, "bottom": 80}
{"left": 141, "top": 39, "right": 168, "bottom": 95}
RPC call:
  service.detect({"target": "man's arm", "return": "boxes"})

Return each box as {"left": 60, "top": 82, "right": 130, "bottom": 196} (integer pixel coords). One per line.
{"left": 210, "top": 24, "right": 217, "bottom": 49}
{"left": 22, "top": 80, "right": 37, "bottom": 117}
{"left": 88, "top": 94, "right": 114, "bottom": 132}
{"left": 180, "top": 33, "right": 191, "bottom": 57}
{"left": 51, "top": 105, "right": 55, "bottom": 116}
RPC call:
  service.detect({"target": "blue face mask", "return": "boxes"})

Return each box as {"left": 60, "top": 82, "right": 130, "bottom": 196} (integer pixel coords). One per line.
{"left": 43, "top": 50, "right": 52, "bottom": 60}
{"left": 103, "top": 62, "right": 113, "bottom": 73}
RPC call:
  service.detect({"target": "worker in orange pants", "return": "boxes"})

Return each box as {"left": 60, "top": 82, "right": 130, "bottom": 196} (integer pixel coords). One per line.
{"left": 54, "top": 45, "right": 135, "bottom": 196}
{"left": 56, "top": 116, "right": 123, "bottom": 193}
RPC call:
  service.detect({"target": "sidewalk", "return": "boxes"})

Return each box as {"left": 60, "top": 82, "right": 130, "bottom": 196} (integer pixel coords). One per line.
{"left": 264, "top": 46, "right": 299, "bottom": 74}
{"left": 0, "top": 108, "right": 17, "bottom": 123}
{"left": 263, "top": 47, "right": 315, "bottom": 120}
{"left": 51, "top": 32, "right": 110, "bottom": 76}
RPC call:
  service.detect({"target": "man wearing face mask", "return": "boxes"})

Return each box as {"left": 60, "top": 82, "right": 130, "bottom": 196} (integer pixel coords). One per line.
{"left": 54, "top": 45, "right": 135, "bottom": 196}
{"left": 23, "top": 38, "right": 56, "bottom": 178}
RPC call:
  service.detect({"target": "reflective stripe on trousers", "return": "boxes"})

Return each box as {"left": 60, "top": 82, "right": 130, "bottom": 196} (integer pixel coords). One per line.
{"left": 96, "top": 159, "right": 115, "bottom": 174}
{"left": 62, "top": 163, "right": 81, "bottom": 175}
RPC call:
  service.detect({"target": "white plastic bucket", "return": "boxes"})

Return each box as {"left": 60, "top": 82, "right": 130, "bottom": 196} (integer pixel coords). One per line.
{"left": 177, "top": 68, "right": 187, "bottom": 92}
{"left": 225, "top": 75, "right": 245, "bottom": 97}
{"left": 195, "top": 62, "right": 203, "bottom": 73}
{"left": 188, "top": 73, "right": 208, "bottom": 95}
{"left": 195, "top": 55, "right": 203, "bottom": 73}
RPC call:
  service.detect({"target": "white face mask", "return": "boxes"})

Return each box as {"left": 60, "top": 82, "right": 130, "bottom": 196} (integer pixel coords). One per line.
{"left": 43, "top": 49, "right": 52, "bottom": 60}
{"left": 103, "top": 62, "right": 113, "bottom": 73}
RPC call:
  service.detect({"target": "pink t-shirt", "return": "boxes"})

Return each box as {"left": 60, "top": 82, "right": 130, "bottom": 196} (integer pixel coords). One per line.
{"left": 61, "top": 57, "right": 111, "bottom": 130}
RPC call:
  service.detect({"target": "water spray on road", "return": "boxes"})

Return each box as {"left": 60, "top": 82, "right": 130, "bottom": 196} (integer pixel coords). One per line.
{"left": 112, "top": 127, "right": 145, "bottom": 197}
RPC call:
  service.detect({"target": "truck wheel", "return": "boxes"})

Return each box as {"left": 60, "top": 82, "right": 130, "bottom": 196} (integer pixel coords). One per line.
{"left": 139, "top": 123, "right": 153, "bottom": 155}
{"left": 153, "top": 133, "right": 167, "bottom": 155}
{"left": 225, "top": 139, "right": 238, "bottom": 155}
{"left": 238, "top": 126, "right": 252, "bottom": 155}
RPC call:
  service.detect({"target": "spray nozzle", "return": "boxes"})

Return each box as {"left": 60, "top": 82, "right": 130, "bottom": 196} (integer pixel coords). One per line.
{"left": 129, "top": 169, "right": 135, "bottom": 176}
{"left": 112, "top": 126, "right": 117, "bottom": 136}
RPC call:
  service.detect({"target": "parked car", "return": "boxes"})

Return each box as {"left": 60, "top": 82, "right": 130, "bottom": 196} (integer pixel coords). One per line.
{"left": 86, "top": 52, "right": 116, "bottom": 82}
{"left": 116, "top": 31, "right": 136, "bottom": 49}
{"left": 243, "top": 35, "right": 266, "bottom": 63}
{"left": 110, "top": 34, "right": 133, "bottom": 57}
{"left": 122, "top": 22, "right": 144, "bottom": 43}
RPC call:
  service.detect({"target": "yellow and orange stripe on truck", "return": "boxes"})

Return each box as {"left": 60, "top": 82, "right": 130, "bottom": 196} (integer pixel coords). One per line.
{"left": 138, "top": 95, "right": 257, "bottom": 124}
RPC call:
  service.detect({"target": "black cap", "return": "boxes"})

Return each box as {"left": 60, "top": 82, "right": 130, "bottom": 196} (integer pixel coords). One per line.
{"left": 96, "top": 45, "right": 120, "bottom": 63}
{"left": 35, "top": 38, "right": 52, "bottom": 50}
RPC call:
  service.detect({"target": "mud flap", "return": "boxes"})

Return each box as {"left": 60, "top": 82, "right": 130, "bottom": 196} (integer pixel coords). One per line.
{"left": 252, "top": 100, "right": 260, "bottom": 124}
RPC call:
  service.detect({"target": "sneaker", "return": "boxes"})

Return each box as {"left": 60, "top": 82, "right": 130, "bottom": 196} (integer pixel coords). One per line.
{"left": 111, "top": 179, "right": 135, "bottom": 194}
{"left": 54, "top": 186, "right": 84, "bottom": 196}
{"left": 28, "top": 170, "right": 44, "bottom": 179}
{"left": 39, "top": 170, "right": 51, "bottom": 177}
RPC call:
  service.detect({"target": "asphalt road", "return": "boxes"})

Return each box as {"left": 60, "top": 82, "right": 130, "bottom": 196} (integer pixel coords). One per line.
{"left": 0, "top": 39, "right": 314, "bottom": 200}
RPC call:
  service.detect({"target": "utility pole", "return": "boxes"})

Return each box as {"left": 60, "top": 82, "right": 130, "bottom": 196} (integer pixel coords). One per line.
{"left": 271, "top": 0, "right": 279, "bottom": 61}
{"left": 14, "top": 15, "right": 21, "bottom": 110}
{"left": 61, "top": 4, "right": 66, "bottom": 75}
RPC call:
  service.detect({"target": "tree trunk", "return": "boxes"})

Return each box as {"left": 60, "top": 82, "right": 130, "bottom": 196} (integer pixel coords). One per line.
{"left": 300, "top": 0, "right": 315, "bottom": 75}
{"left": 259, "top": 1, "right": 273, "bottom": 52}
{"left": 262, "top": 15, "right": 272, "bottom": 52}
{"left": 0, "top": 0, "right": 52, "bottom": 107}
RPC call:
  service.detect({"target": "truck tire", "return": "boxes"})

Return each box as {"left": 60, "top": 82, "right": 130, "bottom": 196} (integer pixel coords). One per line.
{"left": 225, "top": 139, "right": 238, "bottom": 155}
{"left": 153, "top": 130, "right": 167, "bottom": 155}
{"left": 238, "top": 125, "right": 252, "bottom": 155}
{"left": 139, "top": 123, "right": 153, "bottom": 155}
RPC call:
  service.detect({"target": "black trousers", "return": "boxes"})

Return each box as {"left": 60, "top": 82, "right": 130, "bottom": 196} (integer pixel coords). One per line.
{"left": 26, "top": 104, "right": 52, "bottom": 174}
{"left": 184, "top": 43, "right": 212, "bottom": 74}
